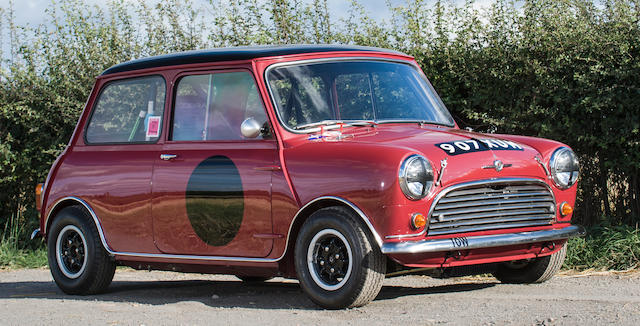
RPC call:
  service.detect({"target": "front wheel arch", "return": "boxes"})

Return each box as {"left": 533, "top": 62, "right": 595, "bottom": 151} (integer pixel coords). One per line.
{"left": 282, "top": 198, "right": 383, "bottom": 274}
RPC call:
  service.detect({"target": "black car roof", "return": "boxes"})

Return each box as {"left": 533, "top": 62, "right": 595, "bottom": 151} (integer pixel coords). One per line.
{"left": 100, "top": 44, "right": 406, "bottom": 76}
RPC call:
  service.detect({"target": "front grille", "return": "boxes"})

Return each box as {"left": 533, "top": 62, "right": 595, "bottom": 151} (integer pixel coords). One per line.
{"left": 428, "top": 179, "right": 556, "bottom": 236}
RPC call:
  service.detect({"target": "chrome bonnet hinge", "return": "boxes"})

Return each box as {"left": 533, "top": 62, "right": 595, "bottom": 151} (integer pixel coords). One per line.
{"left": 535, "top": 155, "right": 550, "bottom": 176}
{"left": 436, "top": 158, "right": 447, "bottom": 187}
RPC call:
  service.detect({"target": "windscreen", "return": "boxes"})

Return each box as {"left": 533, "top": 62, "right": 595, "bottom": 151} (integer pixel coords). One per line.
{"left": 266, "top": 60, "right": 454, "bottom": 130}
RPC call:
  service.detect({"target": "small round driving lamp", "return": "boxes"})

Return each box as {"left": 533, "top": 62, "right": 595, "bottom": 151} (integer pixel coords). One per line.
{"left": 560, "top": 202, "right": 573, "bottom": 216}
{"left": 399, "top": 154, "right": 434, "bottom": 200}
{"left": 411, "top": 213, "right": 427, "bottom": 230}
{"left": 549, "top": 147, "right": 580, "bottom": 189}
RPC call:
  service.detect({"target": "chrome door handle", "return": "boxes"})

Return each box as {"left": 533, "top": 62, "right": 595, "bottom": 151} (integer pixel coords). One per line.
{"left": 160, "top": 154, "right": 178, "bottom": 161}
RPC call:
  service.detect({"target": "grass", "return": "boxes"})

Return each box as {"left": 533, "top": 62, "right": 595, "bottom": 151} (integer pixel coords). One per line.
{"left": 564, "top": 224, "right": 640, "bottom": 271}
{"left": 0, "top": 242, "right": 47, "bottom": 269}
{"left": 0, "top": 210, "right": 48, "bottom": 269}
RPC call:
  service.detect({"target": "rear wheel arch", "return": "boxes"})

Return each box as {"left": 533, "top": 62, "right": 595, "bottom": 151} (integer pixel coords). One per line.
{"left": 45, "top": 197, "right": 108, "bottom": 253}
{"left": 45, "top": 199, "right": 80, "bottom": 237}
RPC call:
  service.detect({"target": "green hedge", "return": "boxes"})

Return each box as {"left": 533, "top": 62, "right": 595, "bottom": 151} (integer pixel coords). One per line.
{"left": 1, "top": 0, "right": 639, "bottom": 246}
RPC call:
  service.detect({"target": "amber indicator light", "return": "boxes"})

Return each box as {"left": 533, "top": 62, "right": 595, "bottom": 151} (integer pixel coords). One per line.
{"left": 35, "top": 183, "right": 44, "bottom": 211}
{"left": 411, "top": 213, "right": 427, "bottom": 229}
{"left": 560, "top": 202, "right": 573, "bottom": 216}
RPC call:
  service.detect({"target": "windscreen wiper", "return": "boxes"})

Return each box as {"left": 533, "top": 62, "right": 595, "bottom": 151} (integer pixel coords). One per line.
{"left": 293, "top": 120, "right": 377, "bottom": 133}
{"left": 376, "top": 119, "right": 452, "bottom": 127}
{"left": 294, "top": 120, "right": 343, "bottom": 130}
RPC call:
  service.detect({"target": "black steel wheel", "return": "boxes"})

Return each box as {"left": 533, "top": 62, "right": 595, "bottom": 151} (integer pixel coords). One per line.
{"left": 47, "top": 205, "right": 115, "bottom": 294}
{"left": 307, "top": 228, "right": 352, "bottom": 291}
{"left": 295, "top": 206, "right": 386, "bottom": 309}
{"left": 493, "top": 244, "right": 567, "bottom": 284}
{"left": 56, "top": 225, "right": 88, "bottom": 279}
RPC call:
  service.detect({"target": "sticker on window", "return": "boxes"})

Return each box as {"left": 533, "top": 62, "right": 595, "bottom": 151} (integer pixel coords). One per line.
{"left": 146, "top": 116, "right": 161, "bottom": 138}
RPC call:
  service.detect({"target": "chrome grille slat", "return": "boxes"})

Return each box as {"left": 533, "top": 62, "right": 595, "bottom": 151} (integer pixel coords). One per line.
{"left": 434, "top": 196, "right": 554, "bottom": 211}
{"left": 433, "top": 202, "right": 554, "bottom": 217}
{"left": 444, "top": 186, "right": 548, "bottom": 198}
{"left": 428, "top": 180, "right": 555, "bottom": 236}
{"left": 429, "top": 214, "right": 553, "bottom": 229}
{"left": 438, "top": 191, "right": 552, "bottom": 204}
{"left": 432, "top": 208, "right": 553, "bottom": 222}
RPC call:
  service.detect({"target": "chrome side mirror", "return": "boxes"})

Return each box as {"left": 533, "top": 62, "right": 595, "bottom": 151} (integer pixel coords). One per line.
{"left": 240, "top": 117, "right": 262, "bottom": 138}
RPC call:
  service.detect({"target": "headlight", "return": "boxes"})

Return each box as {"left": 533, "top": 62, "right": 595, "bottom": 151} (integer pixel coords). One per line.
{"left": 549, "top": 147, "right": 580, "bottom": 189}
{"left": 399, "top": 154, "right": 434, "bottom": 200}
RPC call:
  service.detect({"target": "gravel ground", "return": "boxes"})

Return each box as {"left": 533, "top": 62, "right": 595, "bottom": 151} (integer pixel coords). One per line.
{"left": 1, "top": 268, "right": 639, "bottom": 325}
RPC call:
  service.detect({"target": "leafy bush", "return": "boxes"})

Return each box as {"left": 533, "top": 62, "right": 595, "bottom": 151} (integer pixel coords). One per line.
{"left": 0, "top": 0, "right": 638, "bottom": 254}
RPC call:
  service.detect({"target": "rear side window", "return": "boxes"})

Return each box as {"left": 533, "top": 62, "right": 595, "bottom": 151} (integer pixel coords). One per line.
{"left": 171, "top": 71, "right": 269, "bottom": 141}
{"left": 86, "top": 76, "right": 166, "bottom": 144}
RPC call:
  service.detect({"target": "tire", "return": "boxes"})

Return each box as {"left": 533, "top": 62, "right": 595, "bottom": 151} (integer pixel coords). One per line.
{"left": 493, "top": 244, "right": 567, "bottom": 284}
{"left": 47, "top": 206, "right": 116, "bottom": 294}
{"left": 294, "top": 206, "right": 386, "bottom": 309}
{"left": 236, "top": 276, "right": 273, "bottom": 283}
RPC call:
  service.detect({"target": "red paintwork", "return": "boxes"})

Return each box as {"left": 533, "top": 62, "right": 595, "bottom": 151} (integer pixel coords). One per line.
{"left": 152, "top": 141, "right": 276, "bottom": 257}
{"left": 39, "top": 49, "right": 579, "bottom": 277}
{"left": 56, "top": 145, "right": 159, "bottom": 253}
{"left": 393, "top": 239, "right": 567, "bottom": 268}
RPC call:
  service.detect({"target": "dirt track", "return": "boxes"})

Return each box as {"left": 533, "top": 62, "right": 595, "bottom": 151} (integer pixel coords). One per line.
{"left": 1, "top": 268, "right": 639, "bottom": 325}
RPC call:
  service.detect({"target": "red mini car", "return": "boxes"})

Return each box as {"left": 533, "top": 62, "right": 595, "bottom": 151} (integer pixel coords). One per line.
{"left": 33, "top": 45, "right": 584, "bottom": 309}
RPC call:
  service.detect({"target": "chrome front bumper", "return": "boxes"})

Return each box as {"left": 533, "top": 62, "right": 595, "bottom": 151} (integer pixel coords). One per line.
{"left": 381, "top": 225, "right": 586, "bottom": 255}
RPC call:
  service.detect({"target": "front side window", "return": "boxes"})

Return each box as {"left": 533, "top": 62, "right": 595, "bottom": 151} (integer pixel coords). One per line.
{"left": 267, "top": 60, "right": 454, "bottom": 130}
{"left": 86, "top": 76, "right": 166, "bottom": 144}
{"left": 171, "top": 71, "right": 269, "bottom": 141}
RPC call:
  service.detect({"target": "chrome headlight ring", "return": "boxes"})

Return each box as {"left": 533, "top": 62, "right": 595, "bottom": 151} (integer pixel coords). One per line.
{"left": 399, "top": 154, "right": 434, "bottom": 200}
{"left": 549, "top": 147, "right": 580, "bottom": 189}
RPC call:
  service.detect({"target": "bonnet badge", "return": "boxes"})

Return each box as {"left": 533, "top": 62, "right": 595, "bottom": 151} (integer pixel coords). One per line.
{"left": 483, "top": 160, "right": 511, "bottom": 172}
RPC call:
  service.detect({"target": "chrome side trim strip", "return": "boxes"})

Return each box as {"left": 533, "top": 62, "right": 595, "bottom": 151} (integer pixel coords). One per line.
{"left": 114, "top": 251, "right": 281, "bottom": 262}
{"left": 381, "top": 225, "right": 585, "bottom": 255}
{"left": 45, "top": 195, "right": 382, "bottom": 263}
{"left": 385, "top": 230, "right": 426, "bottom": 239}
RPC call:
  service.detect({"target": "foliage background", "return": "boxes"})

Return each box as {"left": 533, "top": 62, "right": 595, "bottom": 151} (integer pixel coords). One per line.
{"left": 0, "top": 0, "right": 638, "bottom": 255}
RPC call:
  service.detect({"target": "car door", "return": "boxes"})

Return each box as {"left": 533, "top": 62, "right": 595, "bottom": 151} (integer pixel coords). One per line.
{"left": 151, "top": 69, "right": 277, "bottom": 257}
{"left": 72, "top": 75, "right": 166, "bottom": 253}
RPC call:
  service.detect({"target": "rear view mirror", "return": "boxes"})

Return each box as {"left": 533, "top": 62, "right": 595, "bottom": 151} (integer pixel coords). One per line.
{"left": 240, "top": 117, "right": 262, "bottom": 138}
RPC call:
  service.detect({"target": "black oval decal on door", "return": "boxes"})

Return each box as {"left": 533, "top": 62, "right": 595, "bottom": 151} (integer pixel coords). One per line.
{"left": 186, "top": 155, "right": 244, "bottom": 247}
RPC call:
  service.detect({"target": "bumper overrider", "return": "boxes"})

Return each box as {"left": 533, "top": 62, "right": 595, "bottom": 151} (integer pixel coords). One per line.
{"left": 381, "top": 225, "right": 585, "bottom": 255}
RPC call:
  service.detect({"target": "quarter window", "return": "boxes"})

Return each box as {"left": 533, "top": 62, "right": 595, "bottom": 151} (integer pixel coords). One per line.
{"left": 86, "top": 76, "right": 166, "bottom": 144}
{"left": 171, "top": 71, "right": 269, "bottom": 141}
